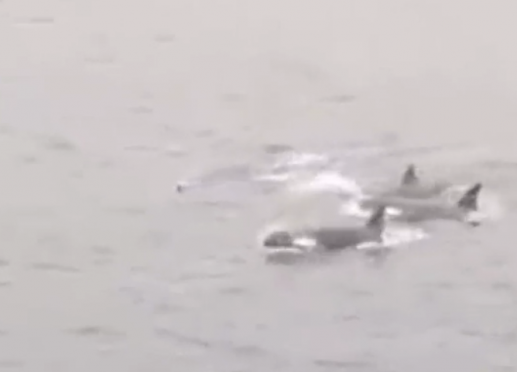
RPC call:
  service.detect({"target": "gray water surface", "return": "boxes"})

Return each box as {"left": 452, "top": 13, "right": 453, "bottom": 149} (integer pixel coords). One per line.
{"left": 1, "top": 0, "right": 517, "bottom": 371}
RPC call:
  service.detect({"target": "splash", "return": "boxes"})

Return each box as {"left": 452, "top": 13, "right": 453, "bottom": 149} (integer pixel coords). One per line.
{"left": 356, "top": 226, "right": 429, "bottom": 250}
{"left": 286, "top": 171, "right": 364, "bottom": 198}
{"left": 340, "top": 200, "right": 429, "bottom": 249}
{"left": 340, "top": 198, "right": 402, "bottom": 219}
{"left": 256, "top": 162, "right": 430, "bottom": 260}
{"left": 271, "top": 151, "right": 331, "bottom": 171}
{"left": 176, "top": 151, "right": 333, "bottom": 194}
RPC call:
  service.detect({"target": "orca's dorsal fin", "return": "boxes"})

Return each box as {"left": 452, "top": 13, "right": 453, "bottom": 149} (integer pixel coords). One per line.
{"left": 402, "top": 164, "right": 418, "bottom": 185}
{"left": 366, "top": 205, "right": 386, "bottom": 230}
{"left": 458, "top": 183, "right": 482, "bottom": 211}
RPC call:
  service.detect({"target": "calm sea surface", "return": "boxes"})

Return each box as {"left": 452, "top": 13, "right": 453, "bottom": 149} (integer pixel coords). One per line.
{"left": 1, "top": 1, "right": 516, "bottom": 370}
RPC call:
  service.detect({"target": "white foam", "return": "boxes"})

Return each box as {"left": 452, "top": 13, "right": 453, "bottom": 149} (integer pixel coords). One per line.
{"left": 339, "top": 198, "right": 402, "bottom": 218}
{"left": 258, "top": 167, "right": 428, "bottom": 256}
{"left": 255, "top": 152, "right": 334, "bottom": 185}
{"left": 382, "top": 225, "right": 429, "bottom": 247}
{"left": 177, "top": 152, "right": 338, "bottom": 195}
{"left": 272, "top": 152, "right": 330, "bottom": 170}
{"left": 255, "top": 173, "right": 292, "bottom": 182}
{"left": 353, "top": 224, "right": 429, "bottom": 250}
{"left": 287, "top": 171, "right": 364, "bottom": 198}
{"left": 337, "top": 197, "right": 429, "bottom": 249}
{"left": 292, "top": 236, "right": 318, "bottom": 248}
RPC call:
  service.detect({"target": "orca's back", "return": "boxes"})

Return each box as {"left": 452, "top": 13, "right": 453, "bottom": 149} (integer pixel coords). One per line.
{"left": 309, "top": 227, "right": 378, "bottom": 250}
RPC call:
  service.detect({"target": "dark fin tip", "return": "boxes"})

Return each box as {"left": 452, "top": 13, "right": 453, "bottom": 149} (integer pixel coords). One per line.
{"left": 458, "top": 182, "right": 483, "bottom": 210}
{"left": 470, "top": 182, "right": 482, "bottom": 194}
{"left": 402, "top": 164, "right": 418, "bottom": 185}
{"left": 465, "top": 182, "right": 483, "bottom": 198}
{"left": 176, "top": 181, "right": 190, "bottom": 193}
{"left": 367, "top": 205, "right": 386, "bottom": 228}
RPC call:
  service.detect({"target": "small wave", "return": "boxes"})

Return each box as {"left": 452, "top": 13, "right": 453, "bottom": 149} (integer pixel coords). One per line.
{"left": 175, "top": 151, "right": 332, "bottom": 193}
{"left": 357, "top": 226, "right": 429, "bottom": 250}
{"left": 253, "top": 152, "right": 338, "bottom": 191}
{"left": 285, "top": 171, "right": 364, "bottom": 198}
{"left": 270, "top": 152, "right": 331, "bottom": 172}
{"left": 175, "top": 164, "right": 253, "bottom": 193}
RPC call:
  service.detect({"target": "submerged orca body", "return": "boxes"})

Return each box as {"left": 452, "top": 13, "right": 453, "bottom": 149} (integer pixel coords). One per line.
{"left": 263, "top": 206, "right": 387, "bottom": 251}
{"left": 377, "top": 164, "right": 451, "bottom": 199}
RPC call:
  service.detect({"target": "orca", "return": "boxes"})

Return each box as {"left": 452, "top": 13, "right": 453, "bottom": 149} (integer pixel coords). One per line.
{"left": 361, "top": 183, "right": 483, "bottom": 226}
{"left": 263, "top": 205, "right": 387, "bottom": 250}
